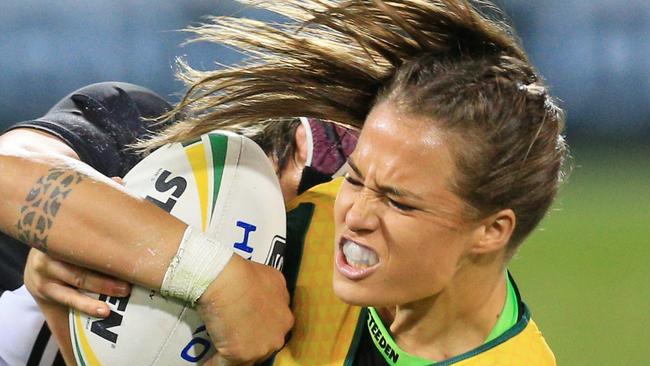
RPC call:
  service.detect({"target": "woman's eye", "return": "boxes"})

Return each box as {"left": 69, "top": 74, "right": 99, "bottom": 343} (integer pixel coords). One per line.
{"left": 344, "top": 173, "right": 363, "bottom": 187}
{"left": 388, "top": 198, "right": 415, "bottom": 212}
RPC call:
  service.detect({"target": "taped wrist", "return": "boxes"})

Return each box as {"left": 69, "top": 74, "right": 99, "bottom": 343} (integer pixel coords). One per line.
{"left": 160, "top": 226, "right": 233, "bottom": 305}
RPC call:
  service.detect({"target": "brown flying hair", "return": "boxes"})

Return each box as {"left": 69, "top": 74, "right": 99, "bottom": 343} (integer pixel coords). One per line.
{"left": 145, "top": 0, "right": 568, "bottom": 252}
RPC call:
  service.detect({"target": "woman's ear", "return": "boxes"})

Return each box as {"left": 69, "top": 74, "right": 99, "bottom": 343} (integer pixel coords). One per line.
{"left": 471, "top": 209, "right": 516, "bottom": 254}
{"left": 276, "top": 122, "right": 310, "bottom": 204}
{"left": 293, "top": 123, "right": 308, "bottom": 168}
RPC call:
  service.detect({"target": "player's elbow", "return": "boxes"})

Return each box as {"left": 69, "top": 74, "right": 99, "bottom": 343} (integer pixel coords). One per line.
{"left": 0, "top": 128, "right": 80, "bottom": 160}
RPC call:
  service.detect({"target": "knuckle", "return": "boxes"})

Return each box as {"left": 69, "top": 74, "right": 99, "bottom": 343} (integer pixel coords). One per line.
{"left": 283, "top": 288, "right": 290, "bottom": 303}
{"left": 273, "top": 335, "right": 285, "bottom": 351}
{"left": 32, "top": 257, "right": 47, "bottom": 273}
{"left": 44, "top": 283, "right": 68, "bottom": 305}
{"left": 74, "top": 270, "right": 88, "bottom": 289}
{"left": 220, "top": 343, "right": 249, "bottom": 362}
{"left": 286, "top": 313, "right": 295, "bottom": 329}
{"left": 41, "top": 281, "right": 56, "bottom": 295}
{"left": 270, "top": 271, "right": 287, "bottom": 290}
{"left": 25, "top": 282, "right": 42, "bottom": 298}
{"left": 276, "top": 273, "right": 288, "bottom": 287}
{"left": 99, "top": 278, "right": 115, "bottom": 294}
{"left": 36, "top": 283, "right": 48, "bottom": 296}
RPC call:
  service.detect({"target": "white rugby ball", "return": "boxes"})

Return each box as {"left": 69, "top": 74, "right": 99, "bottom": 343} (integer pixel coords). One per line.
{"left": 69, "top": 131, "right": 286, "bottom": 365}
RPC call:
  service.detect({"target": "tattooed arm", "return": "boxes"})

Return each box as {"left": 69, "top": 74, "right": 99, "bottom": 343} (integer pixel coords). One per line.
{"left": 0, "top": 129, "right": 181, "bottom": 365}
{"left": 1, "top": 128, "right": 144, "bottom": 365}
{"left": 0, "top": 128, "right": 185, "bottom": 288}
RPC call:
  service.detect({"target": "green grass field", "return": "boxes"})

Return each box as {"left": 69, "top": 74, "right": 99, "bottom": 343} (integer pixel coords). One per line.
{"left": 508, "top": 144, "right": 650, "bottom": 365}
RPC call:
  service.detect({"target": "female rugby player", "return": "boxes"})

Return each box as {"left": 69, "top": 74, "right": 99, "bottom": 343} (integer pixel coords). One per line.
{"left": 148, "top": 1, "right": 567, "bottom": 363}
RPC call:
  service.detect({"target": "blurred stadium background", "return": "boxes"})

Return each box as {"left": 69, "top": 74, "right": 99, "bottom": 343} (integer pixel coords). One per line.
{"left": 1, "top": 1, "right": 648, "bottom": 364}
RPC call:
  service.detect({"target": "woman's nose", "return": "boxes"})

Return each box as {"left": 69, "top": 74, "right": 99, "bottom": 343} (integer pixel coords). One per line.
{"left": 344, "top": 188, "right": 380, "bottom": 233}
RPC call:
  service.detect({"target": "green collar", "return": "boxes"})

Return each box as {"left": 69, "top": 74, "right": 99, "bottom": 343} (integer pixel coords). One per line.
{"left": 485, "top": 274, "right": 518, "bottom": 342}
{"left": 366, "top": 275, "right": 519, "bottom": 366}
{"left": 366, "top": 306, "right": 432, "bottom": 366}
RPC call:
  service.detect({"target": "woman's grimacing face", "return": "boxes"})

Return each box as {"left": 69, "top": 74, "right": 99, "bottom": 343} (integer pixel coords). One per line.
{"left": 333, "top": 102, "right": 482, "bottom": 307}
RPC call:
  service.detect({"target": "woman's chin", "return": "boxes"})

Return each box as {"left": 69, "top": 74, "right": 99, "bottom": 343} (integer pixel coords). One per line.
{"left": 332, "top": 280, "right": 367, "bottom": 306}
{"left": 332, "top": 274, "right": 381, "bottom": 306}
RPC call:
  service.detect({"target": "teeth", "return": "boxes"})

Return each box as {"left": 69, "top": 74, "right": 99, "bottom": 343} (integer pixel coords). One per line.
{"left": 343, "top": 241, "right": 378, "bottom": 269}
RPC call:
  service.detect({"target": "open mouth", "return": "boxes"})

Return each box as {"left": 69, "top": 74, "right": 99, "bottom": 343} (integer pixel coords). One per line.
{"left": 336, "top": 238, "right": 379, "bottom": 280}
{"left": 342, "top": 240, "right": 378, "bottom": 268}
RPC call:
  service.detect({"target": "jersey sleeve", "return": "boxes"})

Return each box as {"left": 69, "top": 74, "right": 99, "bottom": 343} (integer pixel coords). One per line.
{"left": 5, "top": 82, "right": 172, "bottom": 177}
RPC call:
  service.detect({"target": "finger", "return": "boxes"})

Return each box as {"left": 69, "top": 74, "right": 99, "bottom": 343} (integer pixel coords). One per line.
{"left": 41, "top": 281, "right": 111, "bottom": 318}
{"left": 47, "top": 259, "right": 131, "bottom": 297}
{"left": 110, "top": 176, "right": 125, "bottom": 185}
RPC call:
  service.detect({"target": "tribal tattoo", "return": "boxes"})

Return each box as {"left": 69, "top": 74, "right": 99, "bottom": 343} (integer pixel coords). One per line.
{"left": 15, "top": 167, "right": 86, "bottom": 253}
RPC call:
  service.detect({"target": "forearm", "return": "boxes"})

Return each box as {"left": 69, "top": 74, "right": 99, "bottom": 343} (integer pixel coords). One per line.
{"left": 0, "top": 150, "right": 185, "bottom": 289}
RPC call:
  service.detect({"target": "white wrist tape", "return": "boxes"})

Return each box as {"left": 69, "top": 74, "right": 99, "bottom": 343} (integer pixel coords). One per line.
{"left": 160, "top": 226, "right": 233, "bottom": 305}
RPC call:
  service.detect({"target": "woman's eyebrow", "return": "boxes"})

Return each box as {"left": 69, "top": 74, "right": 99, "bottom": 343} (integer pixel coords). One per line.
{"left": 347, "top": 158, "right": 422, "bottom": 200}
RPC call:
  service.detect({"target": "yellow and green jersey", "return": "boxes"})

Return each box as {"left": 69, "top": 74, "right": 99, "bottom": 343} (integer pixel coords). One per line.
{"left": 271, "top": 179, "right": 556, "bottom": 366}
{"left": 272, "top": 178, "right": 361, "bottom": 365}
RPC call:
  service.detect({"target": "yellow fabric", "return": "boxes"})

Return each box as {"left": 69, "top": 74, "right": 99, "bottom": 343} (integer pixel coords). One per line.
{"left": 453, "top": 318, "right": 556, "bottom": 366}
{"left": 274, "top": 179, "right": 361, "bottom": 365}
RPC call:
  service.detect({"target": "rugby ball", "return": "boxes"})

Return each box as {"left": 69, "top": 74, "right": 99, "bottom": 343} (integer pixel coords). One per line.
{"left": 69, "top": 131, "right": 286, "bottom": 365}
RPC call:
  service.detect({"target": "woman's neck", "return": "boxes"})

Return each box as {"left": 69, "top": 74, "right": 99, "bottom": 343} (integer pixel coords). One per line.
{"left": 378, "top": 268, "right": 508, "bottom": 362}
